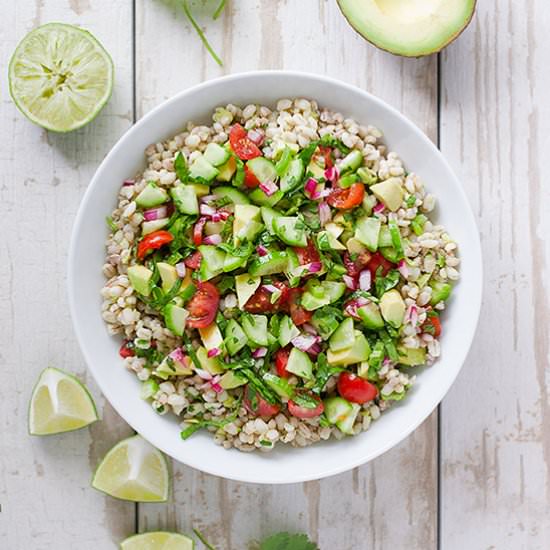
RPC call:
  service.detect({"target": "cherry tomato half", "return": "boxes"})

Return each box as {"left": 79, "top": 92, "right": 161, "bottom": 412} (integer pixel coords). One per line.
{"left": 137, "top": 230, "right": 174, "bottom": 260}
{"left": 119, "top": 341, "right": 135, "bottom": 358}
{"left": 275, "top": 347, "right": 291, "bottom": 378}
{"left": 229, "top": 124, "right": 262, "bottom": 160}
{"left": 327, "top": 182, "right": 365, "bottom": 209}
{"left": 337, "top": 372, "right": 378, "bottom": 404}
{"left": 245, "top": 281, "right": 289, "bottom": 314}
{"left": 186, "top": 282, "right": 220, "bottom": 329}
{"left": 288, "top": 392, "right": 324, "bottom": 419}
{"left": 343, "top": 250, "right": 373, "bottom": 279}
{"left": 422, "top": 311, "right": 442, "bottom": 338}
{"left": 293, "top": 239, "right": 321, "bottom": 266}
{"left": 287, "top": 287, "right": 313, "bottom": 326}
{"left": 184, "top": 251, "right": 202, "bottom": 270}
{"left": 244, "top": 164, "right": 261, "bottom": 188}
{"left": 243, "top": 385, "right": 281, "bottom": 417}
{"left": 367, "top": 251, "right": 394, "bottom": 279}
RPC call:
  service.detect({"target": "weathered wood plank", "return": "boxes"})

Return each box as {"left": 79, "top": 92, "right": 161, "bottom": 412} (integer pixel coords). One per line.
{"left": 0, "top": 1, "right": 135, "bottom": 548}
{"left": 440, "top": 1, "right": 550, "bottom": 548}
{"left": 136, "top": 2, "right": 438, "bottom": 549}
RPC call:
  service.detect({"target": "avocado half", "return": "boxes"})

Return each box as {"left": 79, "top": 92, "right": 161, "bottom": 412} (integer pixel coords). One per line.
{"left": 337, "top": 0, "right": 476, "bottom": 57}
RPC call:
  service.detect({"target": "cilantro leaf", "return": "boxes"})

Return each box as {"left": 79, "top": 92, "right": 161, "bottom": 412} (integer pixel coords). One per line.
{"left": 260, "top": 532, "right": 319, "bottom": 550}
{"left": 174, "top": 151, "right": 189, "bottom": 183}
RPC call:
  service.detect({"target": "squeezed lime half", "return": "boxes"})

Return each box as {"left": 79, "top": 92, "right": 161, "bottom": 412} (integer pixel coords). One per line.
{"left": 9, "top": 22, "right": 114, "bottom": 132}
{"left": 120, "top": 532, "right": 195, "bottom": 550}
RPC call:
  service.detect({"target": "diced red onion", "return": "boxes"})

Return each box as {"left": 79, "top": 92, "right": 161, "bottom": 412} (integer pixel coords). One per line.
{"left": 143, "top": 206, "right": 168, "bottom": 221}
{"left": 194, "top": 368, "right": 213, "bottom": 380}
{"left": 252, "top": 347, "right": 268, "bottom": 358}
{"left": 248, "top": 129, "right": 265, "bottom": 146}
{"left": 200, "top": 204, "right": 217, "bottom": 217}
{"left": 398, "top": 259, "right": 409, "bottom": 279}
{"left": 359, "top": 270, "right": 372, "bottom": 291}
{"left": 344, "top": 297, "right": 369, "bottom": 319}
{"left": 302, "top": 323, "right": 317, "bottom": 336}
{"left": 256, "top": 244, "right": 268, "bottom": 256}
{"left": 218, "top": 209, "right": 231, "bottom": 220}
{"left": 304, "top": 178, "right": 318, "bottom": 198}
{"left": 343, "top": 275, "right": 356, "bottom": 290}
{"left": 203, "top": 234, "right": 222, "bottom": 246}
{"left": 382, "top": 357, "right": 393, "bottom": 368}
{"left": 169, "top": 347, "right": 186, "bottom": 364}
{"left": 122, "top": 179, "right": 135, "bottom": 186}
{"left": 405, "top": 304, "right": 419, "bottom": 327}
{"left": 318, "top": 202, "right": 332, "bottom": 227}
{"left": 356, "top": 296, "right": 369, "bottom": 307}
{"left": 210, "top": 380, "right": 223, "bottom": 393}
{"left": 207, "top": 347, "right": 222, "bottom": 358}
{"left": 293, "top": 261, "right": 323, "bottom": 277}
{"left": 307, "top": 342, "right": 321, "bottom": 356}
{"left": 200, "top": 194, "right": 219, "bottom": 204}
{"left": 324, "top": 166, "right": 339, "bottom": 182}
{"left": 259, "top": 180, "right": 278, "bottom": 196}
{"left": 262, "top": 284, "right": 280, "bottom": 294}
{"left": 291, "top": 334, "right": 320, "bottom": 352}
{"left": 373, "top": 202, "right": 385, "bottom": 214}
{"left": 175, "top": 263, "right": 187, "bottom": 278}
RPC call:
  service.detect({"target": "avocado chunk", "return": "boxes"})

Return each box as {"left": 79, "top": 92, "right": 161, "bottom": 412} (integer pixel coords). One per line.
{"left": 336, "top": 0, "right": 476, "bottom": 57}
{"left": 196, "top": 345, "right": 224, "bottom": 375}
{"left": 430, "top": 280, "right": 452, "bottom": 305}
{"left": 379, "top": 289, "right": 406, "bottom": 328}
{"left": 219, "top": 370, "right": 247, "bottom": 390}
{"left": 370, "top": 177, "right": 404, "bottom": 212}
{"left": 216, "top": 157, "right": 237, "bottom": 182}
{"left": 286, "top": 348, "right": 313, "bottom": 380}
{"left": 127, "top": 265, "right": 153, "bottom": 297}
{"left": 154, "top": 348, "right": 193, "bottom": 380}
{"left": 235, "top": 274, "right": 261, "bottom": 309}
{"left": 397, "top": 346, "right": 427, "bottom": 366}
{"left": 355, "top": 217, "right": 381, "bottom": 252}
{"left": 233, "top": 204, "right": 262, "bottom": 245}
{"left": 327, "top": 330, "right": 371, "bottom": 366}
{"left": 157, "top": 262, "right": 178, "bottom": 293}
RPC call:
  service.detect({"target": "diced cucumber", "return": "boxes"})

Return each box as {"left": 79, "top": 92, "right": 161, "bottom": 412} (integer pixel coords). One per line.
{"left": 171, "top": 184, "right": 198, "bottom": 215}
{"left": 204, "top": 221, "right": 224, "bottom": 235}
{"left": 235, "top": 273, "right": 261, "bottom": 309}
{"left": 219, "top": 370, "right": 247, "bottom": 390}
{"left": 241, "top": 314, "right": 269, "bottom": 346}
{"left": 216, "top": 156, "right": 237, "bottom": 182}
{"left": 127, "top": 265, "right": 153, "bottom": 297}
{"left": 223, "top": 253, "right": 247, "bottom": 273}
{"left": 397, "top": 346, "right": 427, "bottom": 366}
{"left": 355, "top": 217, "right": 381, "bottom": 252}
{"left": 430, "top": 281, "right": 452, "bottom": 305}
{"left": 247, "top": 157, "right": 277, "bottom": 183}
{"left": 188, "top": 182, "right": 210, "bottom": 197}
{"left": 302, "top": 281, "right": 346, "bottom": 311}
{"left": 362, "top": 194, "right": 377, "bottom": 216}
{"left": 286, "top": 348, "right": 313, "bottom": 380}
{"left": 224, "top": 319, "right": 248, "bottom": 355}
{"left": 157, "top": 262, "right": 178, "bottom": 293}
{"left": 198, "top": 245, "right": 225, "bottom": 281}
{"left": 235, "top": 220, "right": 264, "bottom": 245}
{"left": 213, "top": 185, "right": 250, "bottom": 204}
{"left": 280, "top": 158, "right": 304, "bottom": 193}
{"left": 324, "top": 223, "right": 347, "bottom": 250}
{"left": 327, "top": 331, "right": 371, "bottom": 365}
{"left": 357, "top": 166, "right": 378, "bottom": 185}
{"left": 135, "top": 182, "right": 169, "bottom": 208}
{"left": 196, "top": 346, "right": 224, "bottom": 374}
{"left": 324, "top": 396, "right": 353, "bottom": 425}
{"left": 189, "top": 155, "right": 219, "bottom": 182}
{"left": 273, "top": 216, "right": 308, "bottom": 247}
{"left": 311, "top": 308, "right": 340, "bottom": 340}
{"left": 380, "top": 246, "right": 399, "bottom": 263}
{"left": 263, "top": 373, "right": 295, "bottom": 399}
{"left": 336, "top": 403, "right": 361, "bottom": 435}
{"left": 377, "top": 225, "right": 392, "bottom": 248}
{"left": 357, "top": 302, "right": 385, "bottom": 330}
{"left": 323, "top": 281, "right": 346, "bottom": 302}
{"left": 345, "top": 237, "right": 367, "bottom": 255}
{"left": 204, "top": 143, "right": 231, "bottom": 167}
{"left": 388, "top": 220, "right": 404, "bottom": 259}
{"left": 142, "top": 218, "right": 169, "bottom": 235}
{"left": 329, "top": 317, "right": 355, "bottom": 353}
{"left": 140, "top": 379, "right": 159, "bottom": 400}
{"left": 233, "top": 204, "right": 261, "bottom": 243}
{"left": 248, "top": 250, "right": 289, "bottom": 277}
{"left": 249, "top": 188, "right": 284, "bottom": 207}
{"left": 338, "top": 150, "right": 363, "bottom": 173}
{"left": 260, "top": 206, "right": 282, "bottom": 234}
{"left": 284, "top": 248, "right": 301, "bottom": 287}
{"left": 307, "top": 158, "right": 325, "bottom": 180}
{"left": 163, "top": 304, "right": 189, "bottom": 337}
{"left": 278, "top": 315, "right": 300, "bottom": 347}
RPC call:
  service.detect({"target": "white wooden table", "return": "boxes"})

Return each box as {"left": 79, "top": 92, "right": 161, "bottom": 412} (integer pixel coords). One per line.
{"left": 1, "top": 1, "right": 548, "bottom": 548}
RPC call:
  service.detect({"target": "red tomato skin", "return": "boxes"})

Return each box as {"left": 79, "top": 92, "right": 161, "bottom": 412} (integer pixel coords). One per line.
{"left": 244, "top": 164, "right": 261, "bottom": 188}
{"left": 293, "top": 239, "right": 321, "bottom": 266}
{"left": 193, "top": 217, "right": 207, "bottom": 246}
{"left": 243, "top": 386, "right": 281, "bottom": 417}
{"left": 286, "top": 287, "right": 313, "bottom": 326}
{"left": 119, "top": 341, "right": 135, "bottom": 358}
{"left": 422, "top": 312, "right": 442, "bottom": 338}
{"left": 327, "top": 183, "right": 365, "bottom": 209}
{"left": 337, "top": 372, "right": 378, "bottom": 404}
{"left": 288, "top": 394, "right": 324, "bottom": 419}
{"left": 184, "top": 251, "right": 202, "bottom": 270}
{"left": 275, "top": 347, "right": 291, "bottom": 378}
{"left": 367, "top": 252, "right": 394, "bottom": 279}
{"left": 343, "top": 250, "right": 373, "bottom": 279}
{"left": 318, "top": 145, "right": 334, "bottom": 169}
{"left": 229, "top": 124, "right": 262, "bottom": 160}
{"left": 137, "top": 230, "right": 174, "bottom": 260}
{"left": 245, "top": 281, "right": 289, "bottom": 313}
{"left": 186, "top": 282, "right": 220, "bottom": 329}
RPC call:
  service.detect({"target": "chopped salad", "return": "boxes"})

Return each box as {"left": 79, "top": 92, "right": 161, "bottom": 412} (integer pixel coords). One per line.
{"left": 101, "top": 99, "right": 458, "bottom": 451}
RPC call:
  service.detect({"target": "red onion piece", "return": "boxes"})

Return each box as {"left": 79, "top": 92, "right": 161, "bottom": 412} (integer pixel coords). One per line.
{"left": 211, "top": 381, "right": 223, "bottom": 393}
{"left": 259, "top": 180, "right": 278, "bottom": 196}
{"left": 175, "top": 263, "right": 186, "bottom": 278}
{"left": 203, "top": 234, "right": 222, "bottom": 246}
{"left": 292, "top": 261, "right": 323, "bottom": 278}
{"left": 307, "top": 342, "right": 321, "bottom": 356}
{"left": 194, "top": 368, "right": 213, "bottom": 380}
{"left": 318, "top": 202, "right": 332, "bottom": 227}
{"left": 122, "top": 179, "right": 135, "bottom": 186}
{"left": 252, "top": 347, "right": 268, "bottom": 358}
{"left": 324, "top": 166, "right": 339, "bottom": 182}
{"left": 200, "top": 194, "right": 219, "bottom": 204}
{"left": 397, "top": 259, "right": 409, "bottom": 279}
{"left": 143, "top": 206, "right": 168, "bottom": 221}
{"left": 207, "top": 347, "right": 221, "bottom": 358}
{"left": 373, "top": 202, "right": 385, "bottom": 214}
{"left": 169, "top": 347, "right": 186, "bottom": 364}
{"left": 343, "top": 275, "right": 356, "bottom": 290}
{"left": 262, "top": 284, "right": 280, "bottom": 294}
{"left": 359, "top": 270, "right": 372, "bottom": 291}
{"left": 247, "top": 129, "right": 265, "bottom": 146}
{"left": 302, "top": 323, "right": 317, "bottom": 336}
{"left": 200, "top": 204, "right": 217, "bottom": 217}
{"left": 256, "top": 244, "right": 268, "bottom": 256}
{"left": 304, "top": 178, "right": 318, "bottom": 198}
{"left": 291, "top": 334, "right": 320, "bottom": 352}
{"left": 405, "top": 304, "right": 419, "bottom": 327}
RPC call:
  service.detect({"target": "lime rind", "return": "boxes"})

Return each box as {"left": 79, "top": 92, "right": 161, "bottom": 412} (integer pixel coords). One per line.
{"left": 9, "top": 22, "right": 114, "bottom": 132}
{"left": 28, "top": 367, "right": 99, "bottom": 435}
{"left": 120, "top": 531, "right": 195, "bottom": 550}
{"left": 92, "top": 434, "right": 170, "bottom": 503}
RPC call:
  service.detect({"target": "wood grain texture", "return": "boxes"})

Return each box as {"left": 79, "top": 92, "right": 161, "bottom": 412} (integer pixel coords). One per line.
{"left": 0, "top": 1, "right": 135, "bottom": 548}
{"left": 136, "top": 2, "right": 438, "bottom": 549}
{"left": 440, "top": 1, "right": 550, "bottom": 548}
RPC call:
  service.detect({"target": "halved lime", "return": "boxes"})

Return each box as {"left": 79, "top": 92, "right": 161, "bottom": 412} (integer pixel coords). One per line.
{"left": 92, "top": 434, "right": 170, "bottom": 502}
{"left": 120, "top": 532, "right": 194, "bottom": 550}
{"left": 9, "top": 22, "right": 114, "bottom": 132}
{"left": 28, "top": 367, "right": 98, "bottom": 435}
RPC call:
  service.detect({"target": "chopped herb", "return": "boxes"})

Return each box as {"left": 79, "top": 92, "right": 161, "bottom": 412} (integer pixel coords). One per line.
{"left": 260, "top": 532, "right": 319, "bottom": 550}
{"left": 388, "top": 221, "right": 404, "bottom": 260}
{"left": 406, "top": 195, "right": 417, "bottom": 208}
{"left": 298, "top": 140, "right": 320, "bottom": 166}
{"left": 411, "top": 214, "right": 428, "bottom": 236}
{"left": 275, "top": 146, "right": 293, "bottom": 176}
{"left": 291, "top": 392, "right": 320, "bottom": 409}
{"left": 379, "top": 330, "right": 399, "bottom": 362}
{"left": 320, "top": 133, "right": 351, "bottom": 155}
{"left": 233, "top": 156, "right": 245, "bottom": 187}
{"left": 311, "top": 353, "right": 344, "bottom": 394}
{"left": 436, "top": 254, "right": 446, "bottom": 268}
{"left": 174, "top": 151, "right": 189, "bottom": 183}
{"left": 374, "top": 269, "right": 400, "bottom": 297}
{"left": 106, "top": 215, "right": 118, "bottom": 232}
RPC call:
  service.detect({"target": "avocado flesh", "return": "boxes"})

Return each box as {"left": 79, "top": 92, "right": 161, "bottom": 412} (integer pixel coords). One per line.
{"left": 337, "top": 0, "right": 476, "bottom": 57}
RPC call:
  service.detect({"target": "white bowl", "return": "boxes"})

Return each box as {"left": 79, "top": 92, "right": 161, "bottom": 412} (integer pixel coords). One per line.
{"left": 68, "top": 71, "right": 482, "bottom": 484}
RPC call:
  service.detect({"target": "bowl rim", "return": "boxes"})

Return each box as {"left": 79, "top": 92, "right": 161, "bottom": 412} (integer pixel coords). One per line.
{"left": 68, "top": 70, "right": 483, "bottom": 484}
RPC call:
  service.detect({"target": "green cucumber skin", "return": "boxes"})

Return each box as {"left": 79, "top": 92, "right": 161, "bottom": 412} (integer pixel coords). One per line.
{"left": 248, "top": 251, "right": 289, "bottom": 277}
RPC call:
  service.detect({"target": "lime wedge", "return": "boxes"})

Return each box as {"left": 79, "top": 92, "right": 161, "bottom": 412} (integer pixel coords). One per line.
{"left": 92, "top": 435, "right": 170, "bottom": 502}
{"left": 120, "top": 532, "right": 194, "bottom": 550}
{"left": 9, "top": 22, "right": 114, "bottom": 132}
{"left": 28, "top": 367, "right": 98, "bottom": 435}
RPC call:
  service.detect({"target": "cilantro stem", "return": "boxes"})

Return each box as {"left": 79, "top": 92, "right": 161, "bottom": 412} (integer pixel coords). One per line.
{"left": 182, "top": 0, "right": 223, "bottom": 66}
{"left": 193, "top": 528, "right": 218, "bottom": 550}
{"left": 212, "top": 0, "right": 227, "bottom": 20}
